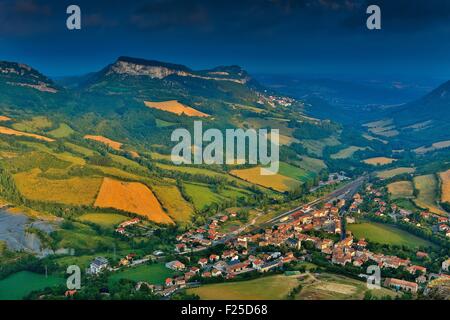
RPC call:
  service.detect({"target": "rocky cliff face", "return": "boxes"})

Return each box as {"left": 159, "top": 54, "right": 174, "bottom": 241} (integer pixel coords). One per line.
{"left": 0, "top": 61, "right": 59, "bottom": 93}
{"left": 106, "top": 57, "right": 250, "bottom": 84}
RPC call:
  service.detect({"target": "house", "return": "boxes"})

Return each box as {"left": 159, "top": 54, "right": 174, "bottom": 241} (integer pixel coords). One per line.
{"left": 416, "top": 251, "right": 429, "bottom": 259}
{"left": 190, "top": 266, "right": 200, "bottom": 274}
{"left": 406, "top": 265, "right": 427, "bottom": 275}
{"left": 259, "top": 260, "right": 281, "bottom": 273}
{"left": 252, "top": 259, "right": 264, "bottom": 270}
{"left": 89, "top": 257, "right": 109, "bottom": 275}
{"left": 226, "top": 261, "right": 250, "bottom": 274}
{"left": 165, "top": 260, "right": 186, "bottom": 271}
{"left": 165, "top": 278, "right": 174, "bottom": 287}
{"left": 442, "top": 258, "right": 450, "bottom": 272}
{"left": 184, "top": 271, "right": 196, "bottom": 281}
{"left": 209, "top": 254, "right": 220, "bottom": 262}
{"left": 198, "top": 258, "right": 208, "bottom": 268}
{"left": 356, "top": 239, "right": 368, "bottom": 250}
{"left": 384, "top": 278, "right": 418, "bottom": 293}
{"left": 211, "top": 269, "right": 222, "bottom": 277}
{"left": 175, "top": 243, "right": 186, "bottom": 253}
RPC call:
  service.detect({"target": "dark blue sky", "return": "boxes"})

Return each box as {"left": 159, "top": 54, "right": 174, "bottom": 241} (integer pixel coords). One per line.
{"left": 1, "top": 0, "right": 450, "bottom": 79}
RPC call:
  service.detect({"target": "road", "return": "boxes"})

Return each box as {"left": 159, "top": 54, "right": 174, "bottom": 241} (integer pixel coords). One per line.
{"left": 262, "top": 175, "right": 367, "bottom": 227}
{"left": 212, "top": 175, "right": 367, "bottom": 245}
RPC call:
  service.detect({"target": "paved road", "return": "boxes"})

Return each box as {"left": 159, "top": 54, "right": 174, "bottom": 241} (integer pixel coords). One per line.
{"left": 263, "top": 175, "right": 367, "bottom": 226}
{"left": 212, "top": 175, "right": 367, "bottom": 245}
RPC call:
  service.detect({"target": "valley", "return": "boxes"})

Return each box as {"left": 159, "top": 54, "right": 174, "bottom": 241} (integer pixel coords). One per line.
{"left": 0, "top": 56, "right": 449, "bottom": 301}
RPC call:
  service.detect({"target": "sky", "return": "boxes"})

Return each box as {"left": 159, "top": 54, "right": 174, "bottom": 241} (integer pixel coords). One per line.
{"left": 1, "top": 0, "right": 450, "bottom": 79}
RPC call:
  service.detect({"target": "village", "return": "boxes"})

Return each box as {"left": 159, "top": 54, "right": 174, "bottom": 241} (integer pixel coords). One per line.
{"left": 81, "top": 180, "right": 450, "bottom": 299}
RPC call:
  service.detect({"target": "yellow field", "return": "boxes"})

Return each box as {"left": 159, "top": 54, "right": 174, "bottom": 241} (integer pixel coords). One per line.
{"left": 414, "top": 140, "right": 450, "bottom": 154}
{"left": 0, "top": 126, "right": 54, "bottom": 142}
{"left": 230, "top": 166, "right": 300, "bottom": 192}
{"left": 84, "top": 135, "right": 122, "bottom": 151}
{"left": 413, "top": 175, "right": 447, "bottom": 215}
{"left": 0, "top": 116, "right": 11, "bottom": 121}
{"left": 144, "top": 100, "right": 209, "bottom": 117}
{"left": 439, "top": 169, "right": 450, "bottom": 203}
{"left": 94, "top": 178, "right": 174, "bottom": 224}
{"left": 151, "top": 184, "right": 194, "bottom": 223}
{"left": 363, "top": 157, "right": 396, "bottom": 166}
{"left": 377, "top": 167, "right": 415, "bottom": 179}
{"left": 14, "top": 169, "right": 102, "bottom": 205}
{"left": 387, "top": 181, "right": 414, "bottom": 199}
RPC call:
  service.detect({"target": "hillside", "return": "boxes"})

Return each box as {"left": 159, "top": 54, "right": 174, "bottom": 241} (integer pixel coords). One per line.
{"left": 0, "top": 57, "right": 345, "bottom": 232}
{"left": 365, "top": 80, "right": 450, "bottom": 147}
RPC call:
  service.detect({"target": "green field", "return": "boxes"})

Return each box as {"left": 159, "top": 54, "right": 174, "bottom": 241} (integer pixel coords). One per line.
{"left": 331, "top": 146, "right": 366, "bottom": 159}
{"left": 184, "top": 182, "right": 225, "bottom": 210}
{"left": 0, "top": 271, "right": 64, "bottom": 300}
{"left": 278, "top": 162, "right": 316, "bottom": 183}
{"left": 48, "top": 123, "right": 74, "bottom": 138}
{"left": 348, "top": 222, "right": 434, "bottom": 248}
{"left": 109, "top": 263, "right": 173, "bottom": 286}
{"left": 295, "top": 156, "right": 327, "bottom": 173}
{"left": 12, "top": 116, "right": 52, "bottom": 133}
{"left": 78, "top": 213, "right": 129, "bottom": 228}
{"left": 187, "top": 275, "right": 301, "bottom": 300}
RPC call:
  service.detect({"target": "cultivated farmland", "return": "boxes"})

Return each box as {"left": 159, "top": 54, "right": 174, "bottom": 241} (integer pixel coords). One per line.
{"left": 0, "top": 126, "right": 54, "bottom": 142}
{"left": 230, "top": 166, "right": 301, "bottom": 192}
{"left": 84, "top": 135, "right": 123, "bottom": 151}
{"left": 94, "top": 178, "right": 174, "bottom": 224}
{"left": 387, "top": 181, "right": 414, "bottom": 199}
{"left": 377, "top": 167, "right": 415, "bottom": 179}
{"left": 144, "top": 100, "right": 209, "bottom": 117}
{"left": 187, "top": 275, "right": 301, "bottom": 300}
{"left": 363, "top": 157, "right": 396, "bottom": 166}
{"left": 331, "top": 146, "right": 366, "bottom": 159}
{"left": 439, "top": 169, "right": 450, "bottom": 203}
{"left": 348, "top": 222, "right": 434, "bottom": 248}
{"left": 14, "top": 169, "right": 102, "bottom": 206}
{"left": 413, "top": 174, "right": 447, "bottom": 215}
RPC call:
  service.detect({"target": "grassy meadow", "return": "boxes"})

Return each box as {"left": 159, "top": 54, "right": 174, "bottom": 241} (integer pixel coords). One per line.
{"left": 348, "top": 222, "right": 434, "bottom": 248}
